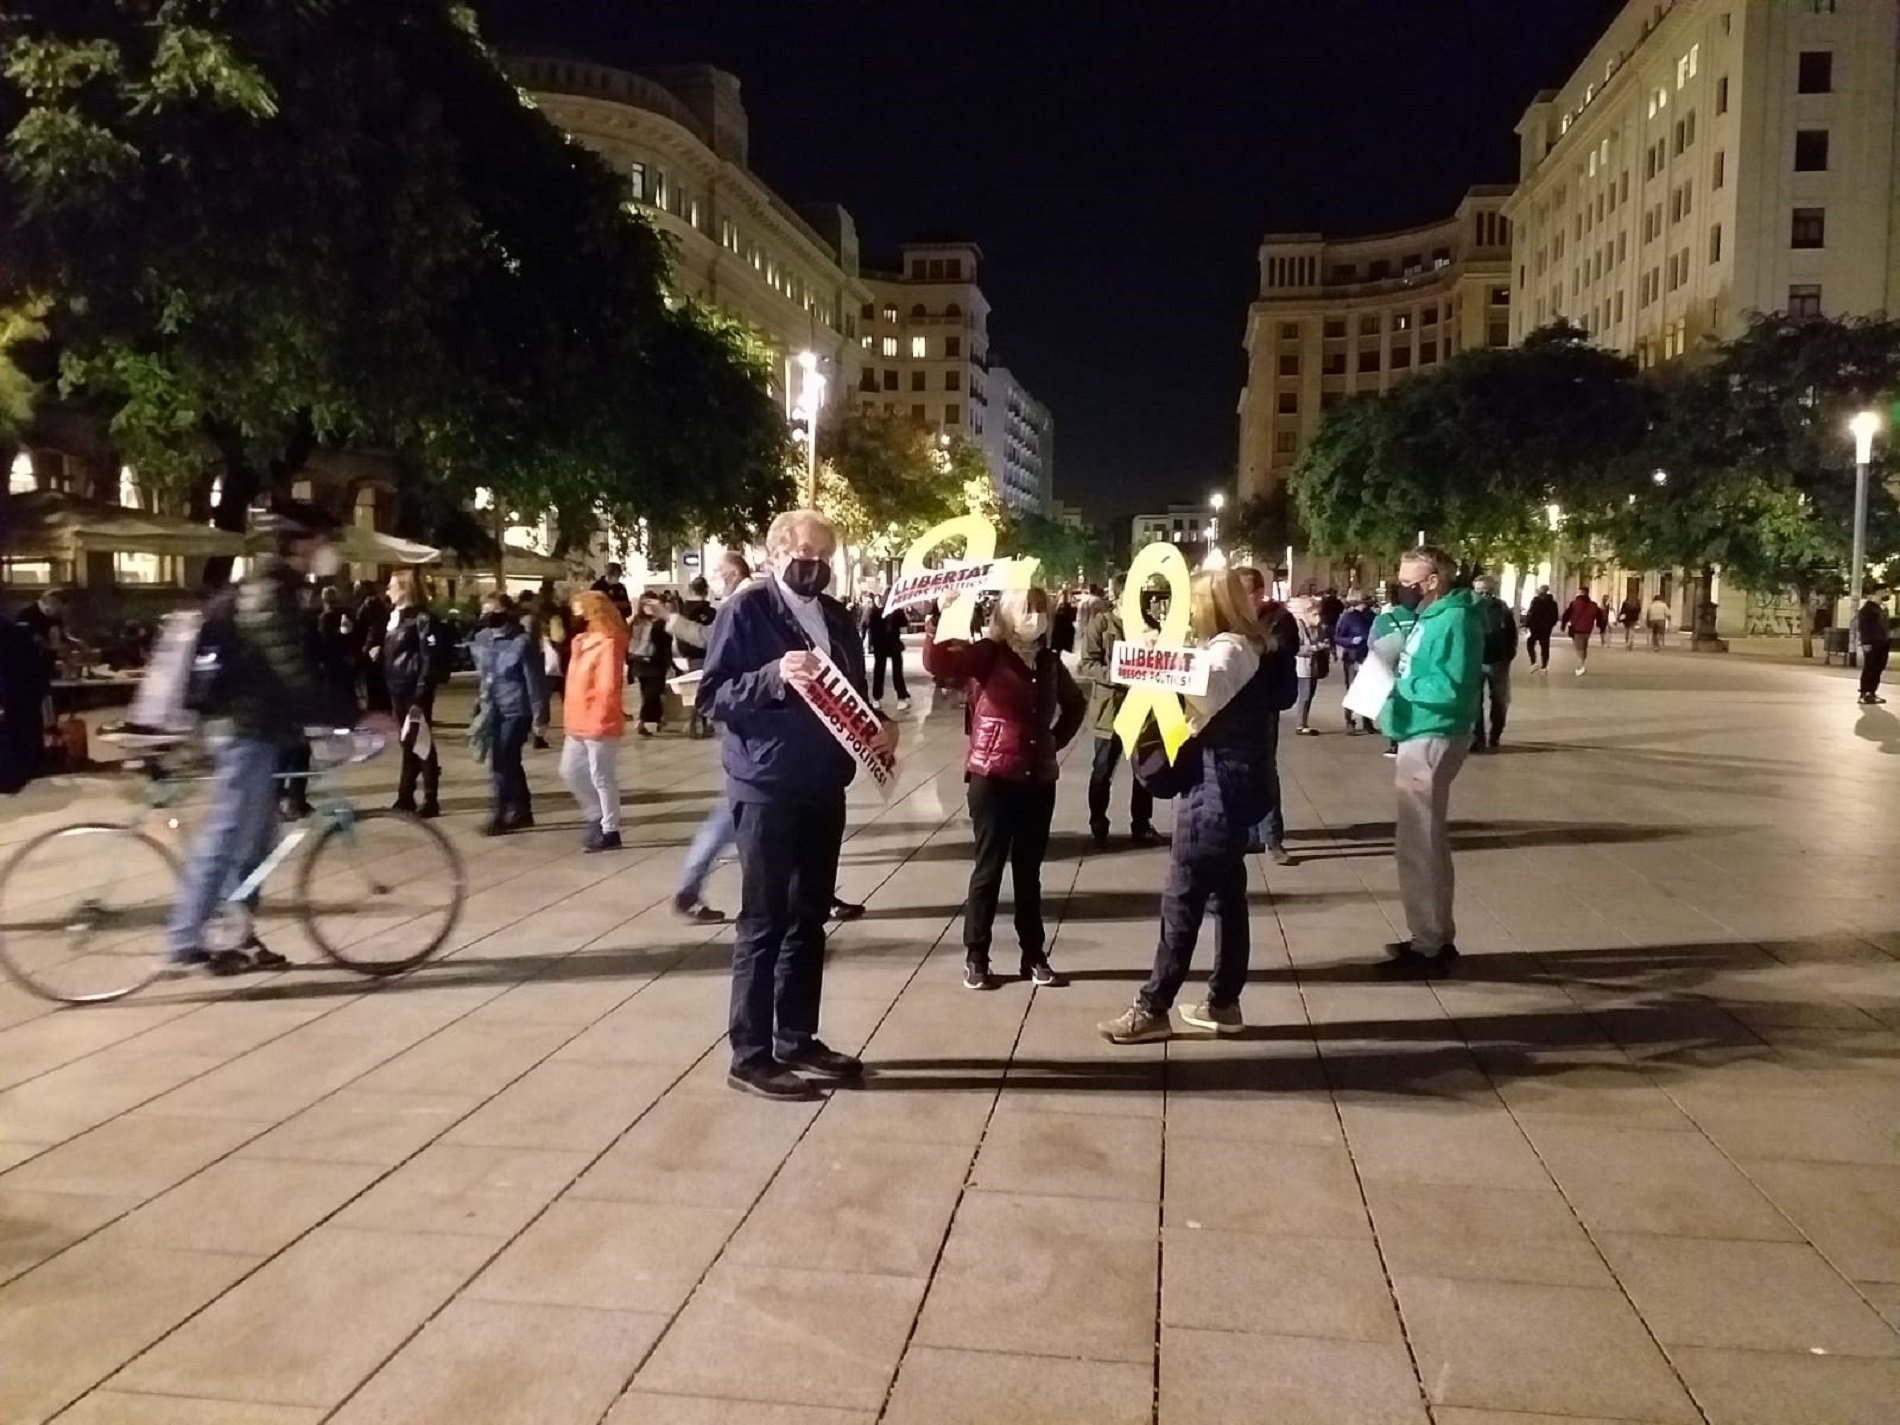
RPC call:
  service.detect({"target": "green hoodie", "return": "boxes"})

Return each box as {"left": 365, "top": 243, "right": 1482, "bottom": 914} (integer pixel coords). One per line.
{"left": 1381, "top": 586, "right": 1482, "bottom": 742}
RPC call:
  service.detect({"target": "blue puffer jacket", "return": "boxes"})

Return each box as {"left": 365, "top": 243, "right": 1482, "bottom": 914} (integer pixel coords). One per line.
{"left": 471, "top": 621, "right": 548, "bottom": 723}
{"left": 1174, "top": 663, "right": 1279, "bottom": 859}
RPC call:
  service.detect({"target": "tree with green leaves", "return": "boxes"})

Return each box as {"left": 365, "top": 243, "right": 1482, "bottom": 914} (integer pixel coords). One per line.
{"left": 1010, "top": 512, "right": 1105, "bottom": 586}
{"left": 0, "top": 0, "right": 791, "bottom": 576}
{"left": 816, "top": 408, "right": 997, "bottom": 564}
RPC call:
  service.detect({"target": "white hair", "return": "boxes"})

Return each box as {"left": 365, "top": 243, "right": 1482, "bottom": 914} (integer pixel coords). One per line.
{"left": 765, "top": 508, "right": 838, "bottom": 556}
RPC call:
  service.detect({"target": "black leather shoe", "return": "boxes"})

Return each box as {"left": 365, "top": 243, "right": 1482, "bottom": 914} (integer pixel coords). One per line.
{"left": 830, "top": 897, "right": 866, "bottom": 922}
{"left": 1131, "top": 825, "right": 1159, "bottom": 847}
{"left": 1376, "top": 946, "right": 1459, "bottom": 980}
{"left": 727, "top": 1064, "right": 822, "bottom": 1101}
{"left": 781, "top": 1042, "right": 864, "bottom": 1081}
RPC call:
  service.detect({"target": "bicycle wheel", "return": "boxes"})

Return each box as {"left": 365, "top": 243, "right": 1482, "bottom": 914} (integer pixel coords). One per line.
{"left": 297, "top": 810, "right": 466, "bottom": 975}
{"left": 0, "top": 823, "right": 179, "bottom": 1003}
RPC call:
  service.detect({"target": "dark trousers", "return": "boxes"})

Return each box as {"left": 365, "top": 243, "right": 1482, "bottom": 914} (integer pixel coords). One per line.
{"left": 1139, "top": 841, "right": 1251, "bottom": 1013}
{"left": 872, "top": 647, "right": 909, "bottom": 702}
{"left": 1087, "top": 735, "right": 1153, "bottom": 834}
{"left": 637, "top": 672, "right": 666, "bottom": 727}
{"left": 393, "top": 688, "right": 439, "bottom": 806}
{"left": 963, "top": 776, "right": 1057, "bottom": 969}
{"left": 490, "top": 713, "right": 532, "bottom": 822}
{"left": 1296, "top": 676, "right": 1320, "bottom": 728}
{"left": 279, "top": 739, "right": 311, "bottom": 813}
{"left": 1250, "top": 716, "right": 1285, "bottom": 848}
{"left": 730, "top": 795, "right": 846, "bottom": 1071}
{"left": 1526, "top": 631, "right": 1552, "bottom": 668}
{"left": 1862, "top": 643, "right": 1891, "bottom": 699}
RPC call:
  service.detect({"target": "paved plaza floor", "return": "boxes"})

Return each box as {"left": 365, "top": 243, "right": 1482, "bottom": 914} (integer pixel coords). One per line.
{"left": 1, "top": 643, "right": 1898, "bottom": 1424}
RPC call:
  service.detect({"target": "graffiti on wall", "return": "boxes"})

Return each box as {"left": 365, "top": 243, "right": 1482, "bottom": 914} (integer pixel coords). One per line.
{"left": 1743, "top": 591, "right": 1803, "bottom": 638}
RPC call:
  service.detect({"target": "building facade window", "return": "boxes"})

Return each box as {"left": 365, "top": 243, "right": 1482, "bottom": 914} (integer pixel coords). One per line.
{"left": 1789, "top": 284, "right": 1823, "bottom": 317}
{"left": 1359, "top": 315, "right": 1380, "bottom": 335}
{"left": 1278, "top": 322, "right": 1301, "bottom": 340}
{"left": 945, "top": 336, "right": 961, "bottom": 358}
{"left": 1419, "top": 341, "right": 1438, "bottom": 365}
{"left": 945, "top": 403, "right": 961, "bottom": 425}
{"left": 881, "top": 336, "right": 898, "bottom": 358}
{"left": 629, "top": 162, "right": 647, "bottom": 201}
{"left": 1794, "top": 129, "right": 1830, "bottom": 171}
{"left": 1716, "top": 76, "right": 1729, "bottom": 114}
{"left": 1797, "top": 51, "right": 1834, "bottom": 93}
{"left": 1276, "top": 392, "right": 1298, "bottom": 414}
{"left": 1274, "top": 431, "right": 1297, "bottom": 454}
{"left": 1709, "top": 224, "right": 1723, "bottom": 263}
{"left": 1278, "top": 355, "right": 1300, "bottom": 376}
{"left": 1322, "top": 353, "right": 1347, "bottom": 376}
{"left": 1357, "top": 349, "right": 1380, "bottom": 373}
{"left": 911, "top": 371, "right": 926, "bottom": 391}
{"left": 945, "top": 371, "right": 960, "bottom": 391}
{"left": 909, "top": 335, "right": 927, "bottom": 358}
{"left": 1791, "top": 207, "right": 1827, "bottom": 248}
{"left": 1713, "top": 149, "right": 1725, "bottom": 190}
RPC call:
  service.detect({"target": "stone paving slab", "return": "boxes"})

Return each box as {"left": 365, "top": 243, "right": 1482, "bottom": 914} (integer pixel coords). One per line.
{"left": 0, "top": 648, "right": 1898, "bottom": 1422}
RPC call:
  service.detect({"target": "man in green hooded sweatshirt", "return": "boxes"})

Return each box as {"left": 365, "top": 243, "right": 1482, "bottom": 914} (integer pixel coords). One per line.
{"left": 1379, "top": 546, "right": 1481, "bottom": 978}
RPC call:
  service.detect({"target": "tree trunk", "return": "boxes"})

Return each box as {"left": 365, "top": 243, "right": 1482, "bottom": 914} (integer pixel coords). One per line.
{"left": 493, "top": 500, "right": 507, "bottom": 594}
{"left": 201, "top": 419, "right": 261, "bottom": 588}
{"left": 1795, "top": 580, "right": 1815, "bottom": 660}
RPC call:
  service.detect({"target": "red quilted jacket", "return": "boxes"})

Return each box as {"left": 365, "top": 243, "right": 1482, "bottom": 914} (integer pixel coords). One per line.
{"left": 922, "top": 629, "right": 1087, "bottom": 781}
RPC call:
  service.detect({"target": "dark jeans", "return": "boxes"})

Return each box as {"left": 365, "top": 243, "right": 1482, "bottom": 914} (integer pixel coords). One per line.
{"left": 1475, "top": 661, "right": 1511, "bottom": 746}
{"left": 637, "top": 672, "right": 666, "bottom": 726}
{"left": 1139, "top": 841, "right": 1251, "bottom": 1013}
{"left": 872, "top": 647, "right": 909, "bottom": 702}
{"left": 1525, "top": 631, "right": 1552, "bottom": 668}
{"left": 964, "top": 776, "right": 1056, "bottom": 969}
{"left": 730, "top": 795, "right": 847, "bottom": 1072}
{"left": 1087, "top": 735, "right": 1154, "bottom": 834}
{"left": 279, "top": 739, "right": 311, "bottom": 812}
{"left": 490, "top": 713, "right": 532, "bottom": 822}
{"left": 1862, "top": 643, "right": 1891, "bottom": 698}
{"left": 1250, "top": 716, "right": 1285, "bottom": 848}
{"left": 393, "top": 688, "right": 439, "bottom": 806}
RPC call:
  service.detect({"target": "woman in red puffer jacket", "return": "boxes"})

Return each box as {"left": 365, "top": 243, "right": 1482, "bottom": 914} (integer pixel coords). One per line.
{"left": 924, "top": 588, "right": 1088, "bottom": 991}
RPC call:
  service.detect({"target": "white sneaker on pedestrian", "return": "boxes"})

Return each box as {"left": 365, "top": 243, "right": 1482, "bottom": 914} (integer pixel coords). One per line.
{"left": 1180, "top": 1001, "right": 1243, "bottom": 1034}
{"left": 1574, "top": 666, "right": 1587, "bottom": 678}
{"left": 896, "top": 698, "right": 911, "bottom": 712}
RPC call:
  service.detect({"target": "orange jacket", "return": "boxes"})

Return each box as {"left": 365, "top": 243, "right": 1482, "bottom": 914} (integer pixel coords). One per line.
{"left": 563, "top": 628, "right": 628, "bottom": 738}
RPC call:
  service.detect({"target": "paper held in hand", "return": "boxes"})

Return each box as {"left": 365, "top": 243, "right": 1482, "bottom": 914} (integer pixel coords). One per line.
{"left": 1110, "top": 641, "right": 1210, "bottom": 697}
{"left": 881, "top": 560, "right": 1007, "bottom": 617}
{"left": 1342, "top": 646, "right": 1399, "bottom": 723}
{"left": 790, "top": 647, "right": 897, "bottom": 800}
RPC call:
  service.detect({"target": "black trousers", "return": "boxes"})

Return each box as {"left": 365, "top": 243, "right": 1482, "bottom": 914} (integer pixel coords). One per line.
{"left": 637, "top": 672, "right": 666, "bottom": 726}
{"left": 963, "top": 776, "right": 1057, "bottom": 968}
{"left": 393, "top": 688, "right": 439, "bottom": 805}
{"left": 1862, "top": 643, "right": 1891, "bottom": 698}
{"left": 1087, "top": 736, "right": 1154, "bottom": 834}
{"left": 872, "top": 647, "right": 909, "bottom": 702}
{"left": 1525, "top": 631, "right": 1552, "bottom": 668}
{"left": 730, "top": 795, "right": 846, "bottom": 1071}
{"left": 1139, "top": 835, "right": 1250, "bottom": 1013}
{"left": 490, "top": 713, "right": 532, "bottom": 822}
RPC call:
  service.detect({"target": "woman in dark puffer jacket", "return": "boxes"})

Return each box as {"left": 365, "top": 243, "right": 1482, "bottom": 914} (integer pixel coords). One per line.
{"left": 924, "top": 588, "right": 1087, "bottom": 991}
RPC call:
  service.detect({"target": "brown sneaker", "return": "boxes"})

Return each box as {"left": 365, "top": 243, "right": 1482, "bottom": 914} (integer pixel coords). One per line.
{"left": 1098, "top": 1004, "right": 1171, "bottom": 1044}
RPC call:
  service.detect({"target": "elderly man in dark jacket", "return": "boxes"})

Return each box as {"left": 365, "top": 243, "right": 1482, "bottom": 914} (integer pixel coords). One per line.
{"left": 699, "top": 509, "right": 898, "bottom": 1101}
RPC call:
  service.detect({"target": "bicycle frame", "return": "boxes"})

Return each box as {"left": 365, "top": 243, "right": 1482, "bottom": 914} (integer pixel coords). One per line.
{"left": 223, "top": 786, "right": 358, "bottom": 909}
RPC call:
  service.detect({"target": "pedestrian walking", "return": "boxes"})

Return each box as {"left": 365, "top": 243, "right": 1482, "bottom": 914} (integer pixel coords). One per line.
{"left": 628, "top": 591, "right": 672, "bottom": 736}
{"left": 1052, "top": 589, "right": 1079, "bottom": 655}
{"left": 1078, "top": 590, "right": 1157, "bottom": 849}
{"left": 1380, "top": 546, "right": 1482, "bottom": 978}
{"left": 924, "top": 588, "right": 1087, "bottom": 991}
{"left": 862, "top": 594, "right": 911, "bottom": 710}
{"left": 1524, "top": 585, "right": 1559, "bottom": 673}
{"left": 471, "top": 592, "right": 548, "bottom": 835}
{"left": 1470, "top": 575, "right": 1517, "bottom": 752}
{"left": 1562, "top": 587, "right": 1600, "bottom": 677}
{"left": 354, "top": 580, "right": 392, "bottom": 713}
{"left": 1617, "top": 594, "right": 1643, "bottom": 649}
{"left": 381, "top": 569, "right": 446, "bottom": 818}
{"left": 699, "top": 508, "right": 897, "bottom": 1100}
{"left": 560, "top": 588, "right": 629, "bottom": 851}
{"left": 1238, "top": 567, "right": 1299, "bottom": 865}
{"left": 1335, "top": 593, "right": 1377, "bottom": 734}
{"left": 1289, "top": 596, "right": 1330, "bottom": 736}
{"left": 1646, "top": 594, "right": 1671, "bottom": 650}
{"left": 1856, "top": 593, "right": 1891, "bottom": 705}
{"left": 592, "top": 562, "right": 633, "bottom": 621}
{"left": 1099, "top": 569, "right": 1279, "bottom": 1042}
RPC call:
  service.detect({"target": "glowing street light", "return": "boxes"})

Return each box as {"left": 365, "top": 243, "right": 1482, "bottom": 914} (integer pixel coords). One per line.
{"left": 1652, "top": 468, "right": 1669, "bottom": 487}
{"left": 1848, "top": 410, "right": 1882, "bottom": 660}
{"left": 791, "top": 350, "right": 827, "bottom": 505}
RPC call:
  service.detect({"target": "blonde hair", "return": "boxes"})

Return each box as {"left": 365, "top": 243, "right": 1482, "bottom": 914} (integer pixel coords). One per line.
{"left": 1189, "top": 569, "right": 1271, "bottom": 652}
{"left": 988, "top": 587, "right": 1051, "bottom": 643}
{"left": 390, "top": 568, "right": 425, "bottom": 608}
{"left": 569, "top": 588, "right": 628, "bottom": 640}
{"left": 766, "top": 508, "right": 838, "bottom": 557}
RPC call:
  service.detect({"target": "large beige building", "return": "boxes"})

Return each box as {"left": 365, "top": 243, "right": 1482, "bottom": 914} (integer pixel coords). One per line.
{"left": 1504, "top": 0, "right": 1900, "bottom": 364}
{"left": 856, "top": 241, "right": 1053, "bottom": 514}
{"left": 509, "top": 56, "right": 870, "bottom": 408}
{"left": 1237, "top": 188, "right": 1514, "bottom": 502}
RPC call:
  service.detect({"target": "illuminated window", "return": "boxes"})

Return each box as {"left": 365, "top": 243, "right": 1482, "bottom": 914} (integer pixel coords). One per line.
{"left": 7, "top": 451, "right": 33, "bottom": 494}
{"left": 654, "top": 171, "right": 669, "bottom": 209}
{"left": 629, "top": 162, "right": 646, "bottom": 201}
{"left": 881, "top": 336, "right": 897, "bottom": 357}
{"left": 881, "top": 304, "right": 898, "bottom": 323}
{"left": 114, "top": 552, "right": 162, "bottom": 585}
{"left": 909, "top": 336, "right": 927, "bottom": 358}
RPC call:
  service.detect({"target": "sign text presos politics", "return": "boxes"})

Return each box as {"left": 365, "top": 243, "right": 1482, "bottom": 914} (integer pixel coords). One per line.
{"left": 882, "top": 561, "right": 1003, "bottom": 617}
{"left": 1109, "top": 640, "right": 1210, "bottom": 696}
{"left": 793, "top": 648, "right": 897, "bottom": 798}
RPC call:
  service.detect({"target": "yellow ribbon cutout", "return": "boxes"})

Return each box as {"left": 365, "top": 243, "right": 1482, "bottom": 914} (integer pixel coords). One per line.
{"left": 1114, "top": 540, "right": 1194, "bottom": 762}
{"left": 899, "top": 514, "right": 1038, "bottom": 637}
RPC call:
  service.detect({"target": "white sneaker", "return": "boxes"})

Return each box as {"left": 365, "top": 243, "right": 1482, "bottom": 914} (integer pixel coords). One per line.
{"left": 1180, "top": 1001, "right": 1243, "bottom": 1034}
{"left": 896, "top": 699, "right": 911, "bottom": 712}
{"left": 1574, "top": 666, "right": 1587, "bottom": 678}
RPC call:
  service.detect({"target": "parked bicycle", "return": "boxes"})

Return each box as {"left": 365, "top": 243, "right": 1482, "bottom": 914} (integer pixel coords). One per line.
{"left": 0, "top": 727, "right": 466, "bottom": 1004}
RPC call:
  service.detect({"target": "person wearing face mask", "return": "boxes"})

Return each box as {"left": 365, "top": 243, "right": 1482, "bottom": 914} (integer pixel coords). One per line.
{"left": 166, "top": 501, "right": 387, "bottom": 974}
{"left": 380, "top": 569, "right": 446, "bottom": 818}
{"left": 1379, "top": 546, "right": 1482, "bottom": 978}
{"left": 924, "top": 587, "right": 1087, "bottom": 990}
{"left": 697, "top": 509, "right": 897, "bottom": 1100}
{"left": 471, "top": 592, "right": 548, "bottom": 835}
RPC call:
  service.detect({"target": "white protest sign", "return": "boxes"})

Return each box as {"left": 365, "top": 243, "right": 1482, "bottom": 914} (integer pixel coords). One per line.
{"left": 881, "top": 560, "right": 1009, "bottom": 617}
{"left": 1110, "top": 640, "right": 1210, "bottom": 697}
{"left": 1342, "top": 655, "right": 1396, "bottom": 723}
{"left": 791, "top": 647, "right": 897, "bottom": 800}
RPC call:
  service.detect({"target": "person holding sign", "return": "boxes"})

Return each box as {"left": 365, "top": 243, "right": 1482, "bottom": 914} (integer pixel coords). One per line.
{"left": 1100, "top": 569, "right": 1281, "bottom": 1043}
{"left": 923, "top": 588, "right": 1087, "bottom": 992}
{"left": 698, "top": 509, "right": 897, "bottom": 1101}
{"left": 1379, "top": 546, "right": 1482, "bottom": 978}
{"left": 1077, "top": 590, "right": 1158, "bottom": 849}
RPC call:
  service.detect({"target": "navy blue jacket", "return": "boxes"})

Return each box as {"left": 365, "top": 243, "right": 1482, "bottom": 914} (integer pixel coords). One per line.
{"left": 698, "top": 579, "right": 874, "bottom": 804}
{"left": 1334, "top": 606, "right": 1375, "bottom": 659}
{"left": 471, "top": 622, "right": 549, "bottom": 724}
{"left": 1175, "top": 662, "right": 1280, "bottom": 860}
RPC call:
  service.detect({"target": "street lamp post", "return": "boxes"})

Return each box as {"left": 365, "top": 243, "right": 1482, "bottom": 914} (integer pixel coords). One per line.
{"left": 793, "top": 350, "right": 826, "bottom": 507}
{"left": 1848, "top": 411, "right": 1881, "bottom": 663}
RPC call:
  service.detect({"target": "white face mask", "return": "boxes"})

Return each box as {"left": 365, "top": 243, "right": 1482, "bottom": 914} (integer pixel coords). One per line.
{"left": 1015, "top": 612, "right": 1048, "bottom": 644}
{"left": 311, "top": 545, "right": 342, "bottom": 579}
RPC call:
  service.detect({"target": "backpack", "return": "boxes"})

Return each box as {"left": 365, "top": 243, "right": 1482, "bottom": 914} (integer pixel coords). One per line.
{"left": 1478, "top": 597, "right": 1519, "bottom": 665}
{"left": 188, "top": 585, "right": 244, "bottom": 715}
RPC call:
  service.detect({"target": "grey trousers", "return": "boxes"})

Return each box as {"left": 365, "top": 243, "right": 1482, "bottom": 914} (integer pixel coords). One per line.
{"left": 1394, "top": 736, "right": 1467, "bottom": 952}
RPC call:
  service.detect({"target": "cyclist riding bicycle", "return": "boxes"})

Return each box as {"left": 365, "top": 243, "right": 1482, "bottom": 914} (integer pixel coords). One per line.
{"left": 165, "top": 500, "right": 389, "bottom": 975}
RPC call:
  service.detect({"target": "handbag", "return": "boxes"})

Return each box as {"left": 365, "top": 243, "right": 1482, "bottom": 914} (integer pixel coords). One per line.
{"left": 1130, "top": 712, "right": 1200, "bottom": 800}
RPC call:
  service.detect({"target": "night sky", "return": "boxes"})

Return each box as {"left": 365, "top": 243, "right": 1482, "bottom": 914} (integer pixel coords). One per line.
{"left": 480, "top": 0, "right": 1628, "bottom": 524}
